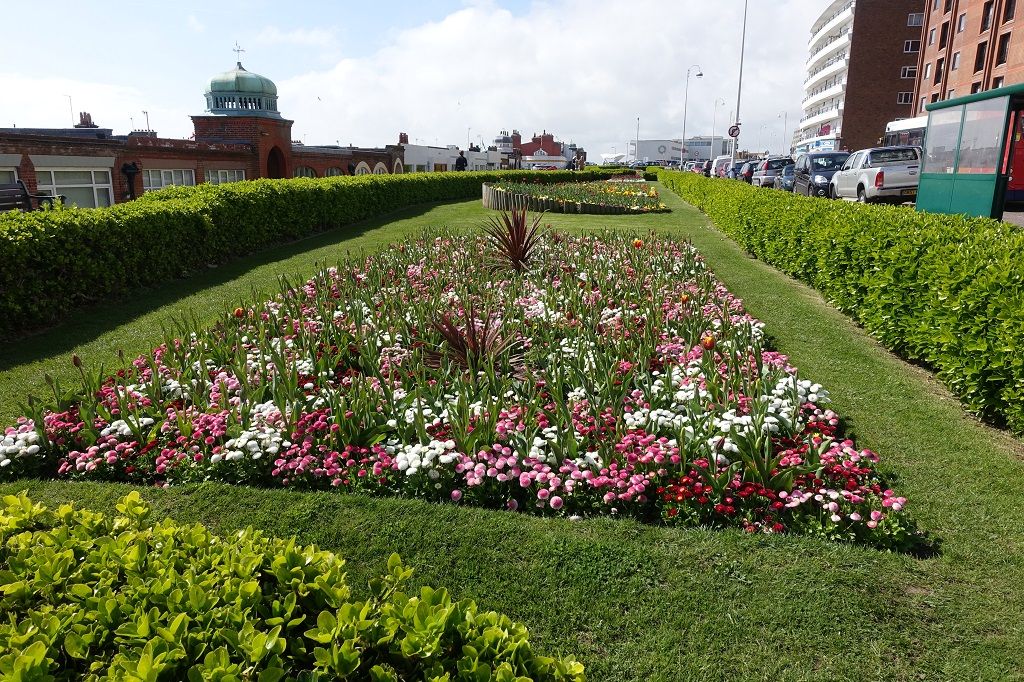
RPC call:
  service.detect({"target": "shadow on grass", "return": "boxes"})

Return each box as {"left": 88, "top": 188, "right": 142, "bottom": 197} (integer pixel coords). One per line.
{"left": 0, "top": 201, "right": 444, "bottom": 372}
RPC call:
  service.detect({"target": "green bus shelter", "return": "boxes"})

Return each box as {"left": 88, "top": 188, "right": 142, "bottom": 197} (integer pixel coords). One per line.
{"left": 916, "top": 82, "right": 1024, "bottom": 220}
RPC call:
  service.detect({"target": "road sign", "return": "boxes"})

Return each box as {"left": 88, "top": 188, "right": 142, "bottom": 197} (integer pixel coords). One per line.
{"left": 728, "top": 125, "right": 740, "bottom": 138}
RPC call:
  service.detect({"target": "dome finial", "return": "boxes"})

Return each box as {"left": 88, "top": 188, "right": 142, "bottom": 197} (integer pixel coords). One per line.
{"left": 233, "top": 41, "right": 245, "bottom": 64}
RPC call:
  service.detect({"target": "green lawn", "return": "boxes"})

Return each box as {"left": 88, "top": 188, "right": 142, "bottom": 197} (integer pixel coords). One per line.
{"left": 3, "top": 186, "right": 1023, "bottom": 680}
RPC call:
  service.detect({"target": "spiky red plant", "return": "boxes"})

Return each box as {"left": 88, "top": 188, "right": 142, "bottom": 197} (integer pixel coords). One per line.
{"left": 424, "top": 305, "right": 524, "bottom": 377}
{"left": 482, "top": 206, "right": 545, "bottom": 273}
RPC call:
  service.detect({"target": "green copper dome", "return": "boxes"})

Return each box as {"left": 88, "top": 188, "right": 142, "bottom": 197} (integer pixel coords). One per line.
{"left": 204, "top": 62, "right": 281, "bottom": 118}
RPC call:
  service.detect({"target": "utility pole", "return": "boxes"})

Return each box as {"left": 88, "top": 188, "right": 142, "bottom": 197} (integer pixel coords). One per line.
{"left": 142, "top": 110, "right": 150, "bottom": 131}
{"left": 733, "top": 0, "right": 749, "bottom": 163}
{"left": 682, "top": 65, "right": 703, "bottom": 164}
{"left": 635, "top": 116, "right": 640, "bottom": 162}
{"left": 64, "top": 95, "right": 73, "bottom": 126}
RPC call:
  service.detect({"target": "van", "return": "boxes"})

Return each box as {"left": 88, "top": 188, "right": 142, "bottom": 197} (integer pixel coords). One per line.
{"left": 711, "top": 155, "right": 732, "bottom": 177}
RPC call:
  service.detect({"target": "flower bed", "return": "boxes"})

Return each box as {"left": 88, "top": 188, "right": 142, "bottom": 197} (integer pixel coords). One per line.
{"left": 3, "top": 227, "right": 921, "bottom": 550}
{"left": 485, "top": 180, "right": 669, "bottom": 214}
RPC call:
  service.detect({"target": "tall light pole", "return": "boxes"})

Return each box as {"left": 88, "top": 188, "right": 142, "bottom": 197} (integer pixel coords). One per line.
{"left": 778, "top": 111, "right": 789, "bottom": 155}
{"left": 682, "top": 64, "right": 703, "bottom": 165}
{"left": 635, "top": 116, "right": 640, "bottom": 163}
{"left": 733, "top": 0, "right": 749, "bottom": 163}
{"left": 758, "top": 123, "right": 768, "bottom": 154}
{"left": 711, "top": 97, "right": 726, "bottom": 173}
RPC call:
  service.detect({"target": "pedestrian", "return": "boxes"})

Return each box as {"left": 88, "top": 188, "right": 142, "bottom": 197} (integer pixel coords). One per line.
{"left": 455, "top": 151, "right": 468, "bottom": 171}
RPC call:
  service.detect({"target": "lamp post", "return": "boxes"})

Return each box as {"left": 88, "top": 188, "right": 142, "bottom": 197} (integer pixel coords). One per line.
{"left": 711, "top": 97, "right": 726, "bottom": 174}
{"left": 758, "top": 123, "right": 768, "bottom": 154}
{"left": 778, "top": 111, "right": 788, "bottom": 155}
{"left": 733, "top": 0, "right": 749, "bottom": 163}
{"left": 682, "top": 64, "right": 703, "bottom": 165}
{"left": 635, "top": 116, "right": 640, "bottom": 163}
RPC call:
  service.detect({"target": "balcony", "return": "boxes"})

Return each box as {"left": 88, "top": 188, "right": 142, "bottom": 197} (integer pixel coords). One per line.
{"left": 802, "top": 79, "right": 845, "bottom": 110}
{"left": 807, "top": 29, "right": 851, "bottom": 69}
{"left": 799, "top": 105, "right": 843, "bottom": 132}
{"left": 809, "top": 2, "right": 855, "bottom": 52}
{"left": 803, "top": 54, "right": 849, "bottom": 91}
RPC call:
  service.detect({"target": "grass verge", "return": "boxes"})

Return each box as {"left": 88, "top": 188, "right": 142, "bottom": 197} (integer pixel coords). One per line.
{"left": 2, "top": 186, "right": 1023, "bottom": 680}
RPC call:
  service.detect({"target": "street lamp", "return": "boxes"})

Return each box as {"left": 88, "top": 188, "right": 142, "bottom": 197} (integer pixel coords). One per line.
{"left": 681, "top": 64, "right": 703, "bottom": 165}
{"left": 778, "top": 111, "right": 789, "bottom": 155}
{"left": 758, "top": 123, "right": 768, "bottom": 154}
{"left": 733, "top": 0, "right": 749, "bottom": 163}
{"left": 711, "top": 97, "right": 726, "bottom": 173}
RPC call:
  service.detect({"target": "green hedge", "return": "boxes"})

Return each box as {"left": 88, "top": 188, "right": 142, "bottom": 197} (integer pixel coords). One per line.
{"left": 0, "top": 491, "right": 586, "bottom": 680}
{"left": 658, "top": 169, "right": 1024, "bottom": 433}
{"left": 0, "top": 170, "right": 625, "bottom": 336}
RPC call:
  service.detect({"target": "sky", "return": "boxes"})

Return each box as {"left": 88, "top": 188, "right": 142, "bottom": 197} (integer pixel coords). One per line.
{"left": 0, "top": 0, "right": 822, "bottom": 157}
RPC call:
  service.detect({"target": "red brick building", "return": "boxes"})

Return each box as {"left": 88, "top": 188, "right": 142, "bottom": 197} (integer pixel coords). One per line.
{"left": 914, "top": 0, "right": 1024, "bottom": 113}
{"left": 0, "top": 62, "right": 401, "bottom": 208}
{"left": 795, "top": 0, "right": 926, "bottom": 153}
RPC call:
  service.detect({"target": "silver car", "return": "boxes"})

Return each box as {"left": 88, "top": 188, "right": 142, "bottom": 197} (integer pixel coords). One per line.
{"left": 751, "top": 156, "right": 795, "bottom": 187}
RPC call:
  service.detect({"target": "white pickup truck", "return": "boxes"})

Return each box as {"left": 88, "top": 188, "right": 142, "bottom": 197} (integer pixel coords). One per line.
{"left": 828, "top": 146, "right": 920, "bottom": 203}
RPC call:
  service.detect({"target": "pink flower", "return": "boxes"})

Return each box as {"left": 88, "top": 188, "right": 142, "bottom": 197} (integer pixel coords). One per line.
{"left": 537, "top": 488, "right": 550, "bottom": 500}
{"left": 870, "top": 510, "right": 883, "bottom": 521}
{"left": 550, "top": 496, "right": 563, "bottom": 510}
{"left": 451, "top": 489, "right": 463, "bottom": 502}
{"left": 507, "top": 499, "right": 519, "bottom": 511}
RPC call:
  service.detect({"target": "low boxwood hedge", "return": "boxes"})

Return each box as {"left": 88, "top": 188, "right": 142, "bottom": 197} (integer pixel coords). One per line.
{"left": 0, "top": 490, "right": 586, "bottom": 681}
{"left": 658, "top": 170, "right": 1024, "bottom": 433}
{"left": 0, "top": 170, "right": 636, "bottom": 336}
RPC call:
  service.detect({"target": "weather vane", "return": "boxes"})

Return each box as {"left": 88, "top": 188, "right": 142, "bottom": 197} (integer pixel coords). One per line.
{"left": 233, "top": 42, "right": 245, "bottom": 61}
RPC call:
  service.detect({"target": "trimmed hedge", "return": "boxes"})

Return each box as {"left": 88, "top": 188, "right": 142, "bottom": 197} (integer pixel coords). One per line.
{"left": 0, "top": 491, "right": 586, "bottom": 680}
{"left": 658, "top": 170, "right": 1024, "bottom": 433}
{"left": 0, "top": 170, "right": 630, "bottom": 336}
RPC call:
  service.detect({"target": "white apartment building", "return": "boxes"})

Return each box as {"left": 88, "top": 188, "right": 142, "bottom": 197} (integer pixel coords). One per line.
{"left": 401, "top": 144, "right": 503, "bottom": 172}
{"left": 794, "top": 0, "right": 855, "bottom": 153}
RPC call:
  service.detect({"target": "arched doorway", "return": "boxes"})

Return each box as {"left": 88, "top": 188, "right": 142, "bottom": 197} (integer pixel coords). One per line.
{"left": 267, "top": 146, "right": 286, "bottom": 179}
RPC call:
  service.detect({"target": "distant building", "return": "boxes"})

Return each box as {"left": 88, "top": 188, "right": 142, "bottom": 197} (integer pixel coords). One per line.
{"left": 793, "top": 0, "right": 923, "bottom": 154}
{"left": 682, "top": 136, "right": 732, "bottom": 163}
{"left": 399, "top": 133, "right": 504, "bottom": 172}
{"left": 493, "top": 129, "right": 584, "bottom": 169}
{"left": 0, "top": 61, "right": 400, "bottom": 208}
{"left": 914, "top": 0, "right": 1024, "bottom": 114}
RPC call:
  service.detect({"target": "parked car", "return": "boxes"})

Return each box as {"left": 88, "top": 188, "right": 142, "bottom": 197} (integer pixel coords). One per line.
{"left": 829, "top": 146, "right": 920, "bottom": 203}
{"left": 702, "top": 160, "right": 713, "bottom": 176}
{"left": 792, "top": 151, "right": 850, "bottom": 197}
{"left": 751, "top": 156, "right": 795, "bottom": 187}
{"left": 711, "top": 155, "right": 733, "bottom": 177}
{"left": 773, "top": 163, "right": 796, "bottom": 191}
{"left": 726, "top": 161, "right": 745, "bottom": 180}
{"left": 738, "top": 161, "right": 756, "bottom": 184}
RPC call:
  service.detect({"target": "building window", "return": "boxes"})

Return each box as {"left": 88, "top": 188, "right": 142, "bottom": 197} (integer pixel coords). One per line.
{"left": 994, "top": 75, "right": 1005, "bottom": 87}
{"left": 293, "top": 166, "right": 317, "bottom": 178}
{"left": 905, "top": 39, "right": 921, "bottom": 52}
{"left": 142, "top": 169, "right": 195, "bottom": 191}
{"left": 909, "top": 12, "right": 924, "bottom": 26}
{"left": 945, "top": 0, "right": 953, "bottom": 12}
{"left": 897, "top": 92, "right": 914, "bottom": 104}
{"left": 1006, "top": 0, "right": 1017, "bottom": 22}
{"left": 933, "top": 0, "right": 940, "bottom": 10}
{"left": 971, "top": 81, "right": 983, "bottom": 93}
{"left": 935, "top": 58, "right": 945, "bottom": 83}
{"left": 35, "top": 169, "right": 113, "bottom": 208}
{"left": 958, "top": 13, "right": 967, "bottom": 32}
{"left": 0, "top": 168, "right": 17, "bottom": 184}
{"left": 354, "top": 162, "right": 371, "bottom": 175}
{"left": 997, "top": 32, "right": 1011, "bottom": 64}
{"left": 983, "top": 1, "right": 995, "bottom": 30}
{"left": 921, "top": 96, "right": 928, "bottom": 111}
{"left": 207, "top": 169, "right": 246, "bottom": 184}
{"left": 952, "top": 51, "right": 961, "bottom": 70}
{"left": 932, "top": 93, "right": 941, "bottom": 103}
{"left": 373, "top": 162, "right": 388, "bottom": 175}
{"left": 946, "top": 89, "right": 956, "bottom": 99}
{"left": 924, "top": 62, "right": 932, "bottom": 79}
{"left": 901, "top": 65, "right": 918, "bottom": 78}
{"left": 325, "top": 167, "right": 343, "bottom": 176}
{"left": 929, "top": 27, "right": 937, "bottom": 45}
{"left": 976, "top": 41, "right": 988, "bottom": 70}
{"left": 940, "top": 21, "right": 950, "bottom": 48}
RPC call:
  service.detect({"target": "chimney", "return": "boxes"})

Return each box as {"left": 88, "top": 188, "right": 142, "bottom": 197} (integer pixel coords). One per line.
{"left": 74, "top": 112, "right": 98, "bottom": 129}
{"left": 399, "top": 132, "right": 409, "bottom": 144}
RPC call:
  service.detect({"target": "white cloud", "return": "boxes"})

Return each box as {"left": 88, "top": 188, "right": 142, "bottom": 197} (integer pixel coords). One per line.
{"left": 187, "top": 15, "right": 205, "bottom": 33}
{"left": 280, "top": 0, "right": 821, "bottom": 157}
{"left": 256, "top": 26, "right": 337, "bottom": 48}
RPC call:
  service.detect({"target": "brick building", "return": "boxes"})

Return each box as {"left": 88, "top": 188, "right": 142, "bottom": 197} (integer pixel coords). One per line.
{"left": 794, "top": 0, "right": 926, "bottom": 154}
{"left": 0, "top": 61, "right": 401, "bottom": 208}
{"left": 914, "top": 0, "right": 1023, "bottom": 113}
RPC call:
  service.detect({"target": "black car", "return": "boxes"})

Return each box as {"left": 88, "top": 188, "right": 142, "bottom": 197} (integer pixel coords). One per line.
{"left": 773, "top": 163, "right": 796, "bottom": 191}
{"left": 793, "top": 151, "right": 850, "bottom": 197}
{"left": 738, "top": 161, "right": 756, "bottom": 184}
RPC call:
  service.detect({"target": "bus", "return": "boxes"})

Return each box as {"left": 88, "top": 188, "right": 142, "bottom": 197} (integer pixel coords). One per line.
{"left": 883, "top": 115, "right": 927, "bottom": 147}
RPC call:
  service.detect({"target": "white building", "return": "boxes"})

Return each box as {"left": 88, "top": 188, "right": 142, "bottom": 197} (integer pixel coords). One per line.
{"left": 681, "top": 136, "right": 732, "bottom": 163}
{"left": 794, "top": 0, "right": 854, "bottom": 154}
{"left": 401, "top": 143, "right": 503, "bottom": 172}
{"left": 627, "top": 139, "right": 682, "bottom": 163}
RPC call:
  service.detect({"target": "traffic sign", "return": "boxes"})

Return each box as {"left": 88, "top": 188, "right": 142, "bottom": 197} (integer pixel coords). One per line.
{"left": 728, "top": 125, "right": 740, "bottom": 138}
